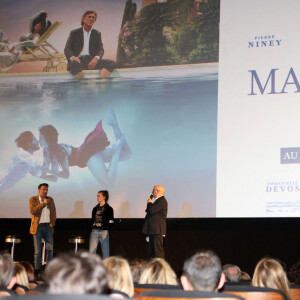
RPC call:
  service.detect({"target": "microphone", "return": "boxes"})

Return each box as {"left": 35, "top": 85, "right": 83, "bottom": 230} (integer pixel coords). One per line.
{"left": 45, "top": 196, "right": 49, "bottom": 209}
{"left": 150, "top": 195, "right": 153, "bottom": 199}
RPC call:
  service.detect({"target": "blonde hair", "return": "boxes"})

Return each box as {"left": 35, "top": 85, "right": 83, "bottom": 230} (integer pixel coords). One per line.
{"left": 103, "top": 256, "right": 134, "bottom": 297}
{"left": 252, "top": 258, "right": 291, "bottom": 300}
{"left": 241, "top": 271, "right": 251, "bottom": 281}
{"left": 139, "top": 258, "right": 178, "bottom": 285}
{"left": 15, "top": 263, "right": 29, "bottom": 289}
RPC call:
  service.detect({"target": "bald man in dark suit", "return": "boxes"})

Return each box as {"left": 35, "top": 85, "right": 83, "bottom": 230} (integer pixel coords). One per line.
{"left": 142, "top": 185, "right": 168, "bottom": 258}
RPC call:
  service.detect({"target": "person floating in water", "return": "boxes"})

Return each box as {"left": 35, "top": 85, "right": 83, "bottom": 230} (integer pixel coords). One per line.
{"left": 0, "top": 131, "right": 57, "bottom": 193}
{"left": 0, "top": 110, "right": 131, "bottom": 192}
{"left": 39, "top": 109, "right": 131, "bottom": 188}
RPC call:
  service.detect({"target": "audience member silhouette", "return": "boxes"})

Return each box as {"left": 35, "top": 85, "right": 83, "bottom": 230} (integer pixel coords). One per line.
{"left": 45, "top": 251, "right": 109, "bottom": 295}
{"left": 103, "top": 256, "right": 134, "bottom": 298}
{"left": 0, "top": 252, "right": 17, "bottom": 296}
{"left": 252, "top": 257, "right": 292, "bottom": 300}
{"left": 13, "top": 263, "right": 29, "bottom": 295}
{"left": 223, "top": 264, "right": 241, "bottom": 283}
{"left": 139, "top": 258, "right": 178, "bottom": 286}
{"left": 180, "top": 250, "right": 225, "bottom": 292}
{"left": 129, "top": 258, "right": 148, "bottom": 283}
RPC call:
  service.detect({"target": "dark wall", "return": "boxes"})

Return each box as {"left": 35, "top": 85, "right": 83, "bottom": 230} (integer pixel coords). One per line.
{"left": 1, "top": 218, "right": 300, "bottom": 276}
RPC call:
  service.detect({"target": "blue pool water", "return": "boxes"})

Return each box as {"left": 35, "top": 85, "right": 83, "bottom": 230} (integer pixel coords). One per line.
{"left": 0, "top": 64, "right": 218, "bottom": 218}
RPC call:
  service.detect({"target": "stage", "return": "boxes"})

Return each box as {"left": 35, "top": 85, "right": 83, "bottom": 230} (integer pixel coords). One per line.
{"left": 1, "top": 217, "right": 299, "bottom": 276}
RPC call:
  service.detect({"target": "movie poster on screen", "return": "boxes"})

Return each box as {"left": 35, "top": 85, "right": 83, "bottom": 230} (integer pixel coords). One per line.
{"left": 0, "top": 0, "right": 219, "bottom": 218}
{"left": 217, "top": 0, "right": 300, "bottom": 217}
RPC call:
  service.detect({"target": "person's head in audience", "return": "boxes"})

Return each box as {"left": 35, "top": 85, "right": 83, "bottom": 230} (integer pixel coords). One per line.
{"left": 34, "top": 264, "right": 47, "bottom": 282}
{"left": 288, "top": 261, "right": 300, "bottom": 284}
{"left": 103, "top": 256, "right": 134, "bottom": 298}
{"left": 139, "top": 257, "right": 178, "bottom": 285}
{"left": 240, "top": 271, "right": 251, "bottom": 281}
{"left": 129, "top": 258, "right": 148, "bottom": 283}
{"left": 252, "top": 257, "right": 291, "bottom": 300}
{"left": 45, "top": 251, "right": 108, "bottom": 294}
{"left": 15, "top": 263, "right": 29, "bottom": 288}
{"left": 0, "top": 252, "right": 16, "bottom": 290}
{"left": 181, "top": 250, "right": 225, "bottom": 292}
{"left": 13, "top": 263, "right": 29, "bottom": 295}
{"left": 19, "top": 261, "right": 35, "bottom": 282}
{"left": 223, "top": 264, "right": 241, "bottom": 282}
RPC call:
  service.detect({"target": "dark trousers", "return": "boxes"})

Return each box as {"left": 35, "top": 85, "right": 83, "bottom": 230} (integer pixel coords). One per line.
{"left": 68, "top": 55, "right": 116, "bottom": 75}
{"left": 149, "top": 234, "right": 164, "bottom": 258}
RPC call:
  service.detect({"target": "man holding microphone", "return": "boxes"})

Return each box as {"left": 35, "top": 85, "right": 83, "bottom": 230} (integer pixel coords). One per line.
{"left": 29, "top": 183, "right": 56, "bottom": 269}
{"left": 142, "top": 185, "right": 168, "bottom": 258}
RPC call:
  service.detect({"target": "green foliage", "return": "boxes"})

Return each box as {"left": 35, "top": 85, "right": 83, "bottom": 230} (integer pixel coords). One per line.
{"left": 174, "top": 25, "right": 197, "bottom": 62}
{"left": 117, "top": 0, "right": 220, "bottom": 67}
{"left": 121, "top": 0, "right": 136, "bottom": 27}
{"left": 117, "top": 0, "right": 137, "bottom": 65}
{"left": 188, "top": 42, "right": 219, "bottom": 63}
{"left": 132, "top": 3, "right": 172, "bottom": 66}
{"left": 166, "top": 0, "right": 194, "bottom": 25}
{"left": 195, "top": 0, "right": 220, "bottom": 44}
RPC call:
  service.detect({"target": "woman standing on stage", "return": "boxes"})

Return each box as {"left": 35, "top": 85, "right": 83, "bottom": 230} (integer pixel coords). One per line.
{"left": 89, "top": 190, "right": 114, "bottom": 259}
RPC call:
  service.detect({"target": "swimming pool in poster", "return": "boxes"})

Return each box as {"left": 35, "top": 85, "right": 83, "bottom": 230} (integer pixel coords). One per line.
{"left": 0, "top": 64, "right": 218, "bottom": 218}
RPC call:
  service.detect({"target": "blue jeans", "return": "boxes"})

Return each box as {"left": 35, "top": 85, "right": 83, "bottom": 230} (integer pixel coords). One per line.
{"left": 89, "top": 229, "right": 110, "bottom": 259}
{"left": 33, "top": 223, "right": 53, "bottom": 269}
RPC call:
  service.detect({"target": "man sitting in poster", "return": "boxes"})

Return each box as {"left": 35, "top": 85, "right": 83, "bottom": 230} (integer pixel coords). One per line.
{"left": 64, "top": 9, "right": 115, "bottom": 78}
